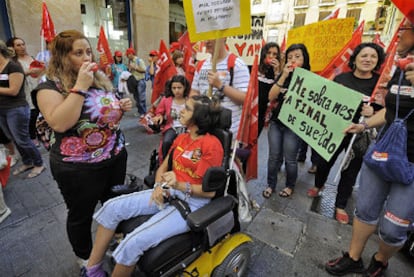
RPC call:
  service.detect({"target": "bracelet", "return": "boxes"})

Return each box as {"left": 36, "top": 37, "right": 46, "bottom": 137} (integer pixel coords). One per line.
{"left": 361, "top": 121, "right": 369, "bottom": 130}
{"left": 69, "top": 88, "right": 88, "bottom": 98}
{"left": 275, "top": 82, "right": 284, "bottom": 88}
{"left": 154, "top": 182, "right": 162, "bottom": 189}
{"left": 185, "top": 182, "right": 192, "bottom": 197}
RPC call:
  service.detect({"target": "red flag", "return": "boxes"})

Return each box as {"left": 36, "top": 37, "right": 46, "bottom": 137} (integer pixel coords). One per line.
{"left": 373, "top": 33, "right": 385, "bottom": 48}
{"left": 280, "top": 35, "right": 286, "bottom": 53}
{"left": 41, "top": 2, "right": 56, "bottom": 43}
{"left": 178, "top": 32, "right": 196, "bottom": 84}
{"left": 152, "top": 40, "right": 178, "bottom": 103}
{"left": 323, "top": 8, "right": 340, "bottom": 21}
{"left": 96, "top": 26, "right": 114, "bottom": 69}
{"left": 391, "top": 0, "right": 414, "bottom": 24}
{"left": 237, "top": 55, "right": 259, "bottom": 181}
{"left": 370, "top": 19, "right": 406, "bottom": 105}
{"left": 319, "top": 21, "right": 364, "bottom": 80}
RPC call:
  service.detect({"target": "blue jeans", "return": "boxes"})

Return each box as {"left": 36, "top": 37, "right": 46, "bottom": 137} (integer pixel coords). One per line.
{"left": 267, "top": 121, "right": 299, "bottom": 190}
{"left": 133, "top": 79, "right": 147, "bottom": 115}
{"left": 94, "top": 189, "right": 210, "bottom": 266}
{"left": 356, "top": 162, "right": 414, "bottom": 246}
{"left": 0, "top": 105, "right": 43, "bottom": 166}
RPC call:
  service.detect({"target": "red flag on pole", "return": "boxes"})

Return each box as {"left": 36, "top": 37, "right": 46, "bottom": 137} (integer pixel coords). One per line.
{"left": 236, "top": 55, "right": 259, "bottom": 181}
{"left": 391, "top": 0, "right": 414, "bottom": 24}
{"left": 319, "top": 21, "right": 364, "bottom": 80}
{"left": 178, "top": 31, "right": 196, "bottom": 84}
{"left": 41, "top": 2, "right": 56, "bottom": 43}
{"left": 373, "top": 33, "right": 386, "bottom": 48}
{"left": 96, "top": 26, "right": 114, "bottom": 69}
{"left": 152, "top": 40, "right": 178, "bottom": 104}
{"left": 280, "top": 35, "right": 286, "bottom": 53}
{"left": 322, "top": 8, "right": 340, "bottom": 21}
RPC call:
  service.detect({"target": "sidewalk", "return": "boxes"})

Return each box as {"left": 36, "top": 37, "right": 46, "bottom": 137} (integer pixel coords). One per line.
{"left": 0, "top": 112, "right": 412, "bottom": 276}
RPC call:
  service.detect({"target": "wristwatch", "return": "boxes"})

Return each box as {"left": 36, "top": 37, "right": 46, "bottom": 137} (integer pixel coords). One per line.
{"left": 218, "top": 84, "right": 225, "bottom": 92}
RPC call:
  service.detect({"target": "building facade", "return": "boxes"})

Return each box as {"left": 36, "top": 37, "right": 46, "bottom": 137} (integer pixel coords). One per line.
{"left": 252, "top": 0, "right": 403, "bottom": 47}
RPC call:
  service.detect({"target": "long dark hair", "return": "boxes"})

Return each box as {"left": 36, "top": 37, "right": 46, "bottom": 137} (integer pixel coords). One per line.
{"left": 259, "top": 42, "right": 280, "bottom": 77}
{"left": 348, "top": 42, "right": 385, "bottom": 72}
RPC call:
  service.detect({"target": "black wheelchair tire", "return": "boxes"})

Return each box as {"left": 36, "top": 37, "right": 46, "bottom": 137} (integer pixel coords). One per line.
{"left": 211, "top": 243, "right": 250, "bottom": 277}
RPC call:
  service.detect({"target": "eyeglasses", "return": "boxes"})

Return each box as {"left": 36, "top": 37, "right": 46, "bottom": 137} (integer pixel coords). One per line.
{"left": 399, "top": 26, "right": 414, "bottom": 31}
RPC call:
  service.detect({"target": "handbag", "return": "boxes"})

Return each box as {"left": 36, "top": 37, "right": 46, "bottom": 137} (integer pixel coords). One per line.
{"left": 363, "top": 71, "right": 414, "bottom": 185}
{"left": 35, "top": 113, "right": 53, "bottom": 151}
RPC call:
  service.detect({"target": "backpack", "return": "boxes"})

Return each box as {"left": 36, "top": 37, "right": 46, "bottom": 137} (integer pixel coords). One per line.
{"left": 363, "top": 71, "right": 414, "bottom": 185}
{"left": 195, "top": 53, "right": 238, "bottom": 87}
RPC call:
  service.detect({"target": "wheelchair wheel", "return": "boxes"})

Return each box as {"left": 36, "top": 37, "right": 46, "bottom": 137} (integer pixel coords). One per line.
{"left": 212, "top": 243, "right": 250, "bottom": 277}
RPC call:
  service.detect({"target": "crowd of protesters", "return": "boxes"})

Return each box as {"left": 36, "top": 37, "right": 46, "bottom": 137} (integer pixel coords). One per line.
{"left": 1, "top": 16, "right": 414, "bottom": 277}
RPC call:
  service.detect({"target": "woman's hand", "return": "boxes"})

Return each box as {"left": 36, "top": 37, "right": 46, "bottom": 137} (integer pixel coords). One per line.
{"left": 152, "top": 115, "right": 163, "bottom": 125}
{"left": 119, "top": 98, "right": 132, "bottom": 112}
{"left": 344, "top": 123, "right": 365, "bottom": 134}
{"left": 269, "top": 58, "right": 281, "bottom": 75}
{"left": 405, "top": 62, "right": 414, "bottom": 85}
{"left": 161, "top": 171, "right": 178, "bottom": 189}
{"left": 150, "top": 186, "right": 166, "bottom": 207}
{"left": 73, "top": 62, "right": 96, "bottom": 91}
{"left": 361, "top": 103, "right": 374, "bottom": 117}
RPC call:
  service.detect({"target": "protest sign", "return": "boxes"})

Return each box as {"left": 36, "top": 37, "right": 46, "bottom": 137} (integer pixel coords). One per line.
{"left": 278, "top": 68, "right": 363, "bottom": 161}
{"left": 183, "top": 0, "right": 251, "bottom": 42}
{"left": 226, "top": 15, "right": 265, "bottom": 65}
{"left": 288, "top": 18, "right": 354, "bottom": 72}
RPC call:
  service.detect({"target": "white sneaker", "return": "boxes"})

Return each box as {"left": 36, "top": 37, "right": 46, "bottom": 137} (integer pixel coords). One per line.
{"left": 10, "top": 155, "right": 19, "bottom": 167}
{"left": 0, "top": 207, "right": 11, "bottom": 224}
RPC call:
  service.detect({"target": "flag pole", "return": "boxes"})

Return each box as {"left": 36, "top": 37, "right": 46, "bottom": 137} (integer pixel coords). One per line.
{"left": 207, "top": 39, "right": 220, "bottom": 98}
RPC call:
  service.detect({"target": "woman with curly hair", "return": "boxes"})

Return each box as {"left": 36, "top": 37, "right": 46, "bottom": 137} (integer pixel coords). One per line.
{"left": 32, "top": 30, "right": 132, "bottom": 268}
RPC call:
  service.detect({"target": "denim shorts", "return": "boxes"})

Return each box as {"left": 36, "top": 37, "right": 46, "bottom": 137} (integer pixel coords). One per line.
{"left": 355, "top": 163, "right": 414, "bottom": 246}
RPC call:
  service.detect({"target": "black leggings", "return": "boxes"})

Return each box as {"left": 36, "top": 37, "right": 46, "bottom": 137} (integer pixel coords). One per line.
{"left": 50, "top": 149, "right": 127, "bottom": 259}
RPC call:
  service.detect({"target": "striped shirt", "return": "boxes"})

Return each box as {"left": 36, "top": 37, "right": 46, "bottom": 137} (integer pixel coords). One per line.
{"left": 191, "top": 54, "right": 250, "bottom": 134}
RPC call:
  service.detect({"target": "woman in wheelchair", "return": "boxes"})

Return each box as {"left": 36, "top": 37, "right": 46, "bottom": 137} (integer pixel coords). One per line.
{"left": 152, "top": 75, "right": 190, "bottom": 161}
{"left": 83, "top": 95, "right": 224, "bottom": 277}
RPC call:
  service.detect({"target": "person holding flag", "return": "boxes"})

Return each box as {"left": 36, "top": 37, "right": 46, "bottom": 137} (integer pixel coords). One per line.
{"left": 325, "top": 19, "right": 414, "bottom": 277}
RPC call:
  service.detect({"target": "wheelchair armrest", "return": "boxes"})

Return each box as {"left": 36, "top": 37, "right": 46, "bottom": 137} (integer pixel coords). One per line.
{"left": 187, "top": 195, "right": 235, "bottom": 232}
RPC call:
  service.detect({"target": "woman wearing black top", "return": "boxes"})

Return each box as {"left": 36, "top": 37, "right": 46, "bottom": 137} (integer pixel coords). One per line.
{"left": 307, "top": 43, "right": 385, "bottom": 225}
{"left": 258, "top": 42, "right": 281, "bottom": 136}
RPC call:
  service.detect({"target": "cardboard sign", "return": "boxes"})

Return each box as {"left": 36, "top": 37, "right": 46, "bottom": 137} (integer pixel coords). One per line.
{"left": 183, "top": 0, "right": 251, "bottom": 42}
{"left": 227, "top": 15, "right": 265, "bottom": 65}
{"left": 278, "top": 68, "right": 363, "bottom": 161}
{"left": 288, "top": 18, "right": 354, "bottom": 72}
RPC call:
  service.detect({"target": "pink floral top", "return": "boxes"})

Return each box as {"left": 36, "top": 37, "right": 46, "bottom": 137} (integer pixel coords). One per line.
{"left": 33, "top": 80, "right": 125, "bottom": 164}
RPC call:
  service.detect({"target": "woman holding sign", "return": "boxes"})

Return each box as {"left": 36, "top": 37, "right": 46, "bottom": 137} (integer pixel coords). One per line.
{"left": 325, "top": 20, "right": 414, "bottom": 277}
{"left": 307, "top": 42, "right": 385, "bottom": 225}
{"left": 262, "top": 44, "right": 310, "bottom": 199}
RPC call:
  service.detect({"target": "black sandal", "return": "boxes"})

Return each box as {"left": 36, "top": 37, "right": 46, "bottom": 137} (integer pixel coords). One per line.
{"left": 279, "top": 187, "right": 293, "bottom": 198}
{"left": 262, "top": 187, "right": 273, "bottom": 199}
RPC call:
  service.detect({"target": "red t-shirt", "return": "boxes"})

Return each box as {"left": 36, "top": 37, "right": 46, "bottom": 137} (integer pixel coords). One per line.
{"left": 171, "top": 133, "right": 223, "bottom": 186}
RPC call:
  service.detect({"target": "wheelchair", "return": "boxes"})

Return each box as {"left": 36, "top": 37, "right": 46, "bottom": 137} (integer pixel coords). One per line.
{"left": 111, "top": 107, "right": 252, "bottom": 276}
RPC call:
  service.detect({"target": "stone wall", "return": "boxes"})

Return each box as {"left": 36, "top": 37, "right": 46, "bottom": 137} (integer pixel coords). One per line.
{"left": 7, "top": 0, "right": 82, "bottom": 57}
